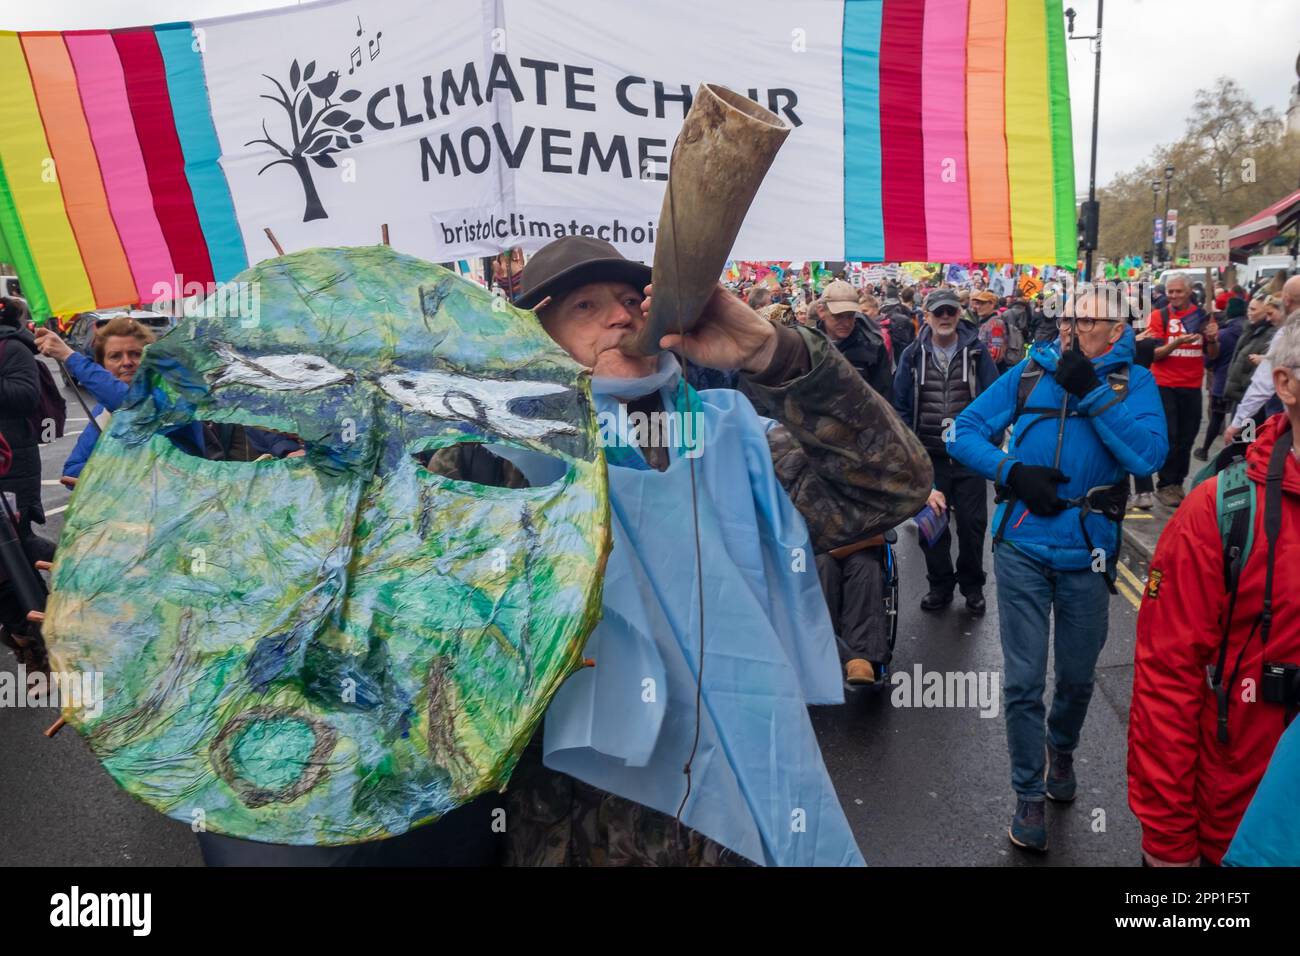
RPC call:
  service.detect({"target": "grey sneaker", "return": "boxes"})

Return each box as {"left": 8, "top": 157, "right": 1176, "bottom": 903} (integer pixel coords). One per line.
{"left": 1046, "top": 744, "right": 1077, "bottom": 802}
{"left": 1132, "top": 491, "right": 1155, "bottom": 511}
{"left": 1008, "top": 798, "right": 1047, "bottom": 852}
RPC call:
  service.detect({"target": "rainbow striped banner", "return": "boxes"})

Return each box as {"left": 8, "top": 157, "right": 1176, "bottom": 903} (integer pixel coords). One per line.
{"left": 0, "top": 0, "right": 1075, "bottom": 319}
{"left": 845, "top": 0, "right": 1076, "bottom": 265}
{"left": 0, "top": 26, "right": 246, "bottom": 319}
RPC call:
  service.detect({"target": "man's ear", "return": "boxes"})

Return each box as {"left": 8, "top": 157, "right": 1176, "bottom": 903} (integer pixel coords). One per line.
{"left": 1274, "top": 367, "right": 1299, "bottom": 407}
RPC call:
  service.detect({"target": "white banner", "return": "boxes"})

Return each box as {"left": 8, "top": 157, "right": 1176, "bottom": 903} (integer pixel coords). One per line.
{"left": 202, "top": 0, "right": 844, "bottom": 266}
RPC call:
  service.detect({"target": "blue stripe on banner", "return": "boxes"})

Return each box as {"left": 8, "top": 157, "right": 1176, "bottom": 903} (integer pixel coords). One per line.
{"left": 155, "top": 22, "right": 248, "bottom": 283}
{"left": 843, "top": 0, "right": 884, "bottom": 261}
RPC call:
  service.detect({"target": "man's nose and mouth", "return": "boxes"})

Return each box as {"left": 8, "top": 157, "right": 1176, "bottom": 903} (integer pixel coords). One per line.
{"left": 602, "top": 309, "right": 643, "bottom": 357}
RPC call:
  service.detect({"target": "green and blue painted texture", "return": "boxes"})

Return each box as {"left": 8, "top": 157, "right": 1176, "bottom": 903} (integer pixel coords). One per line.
{"left": 44, "top": 246, "right": 611, "bottom": 845}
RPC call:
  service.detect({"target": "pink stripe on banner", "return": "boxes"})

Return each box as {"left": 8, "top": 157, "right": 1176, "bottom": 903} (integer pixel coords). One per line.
{"left": 64, "top": 31, "right": 173, "bottom": 303}
{"left": 921, "top": 0, "right": 972, "bottom": 262}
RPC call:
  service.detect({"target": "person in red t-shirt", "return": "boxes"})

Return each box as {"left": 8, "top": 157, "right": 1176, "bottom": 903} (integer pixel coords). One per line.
{"left": 1145, "top": 275, "right": 1219, "bottom": 506}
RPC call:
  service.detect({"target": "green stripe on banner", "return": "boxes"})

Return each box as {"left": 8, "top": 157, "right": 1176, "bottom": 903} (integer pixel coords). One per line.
{"left": 1044, "top": 0, "right": 1076, "bottom": 266}
{"left": 0, "top": 156, "right": 51, "bottom": 318}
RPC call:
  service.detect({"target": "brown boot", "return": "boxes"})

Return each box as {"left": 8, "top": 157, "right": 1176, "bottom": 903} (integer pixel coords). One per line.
{"left": 1156, "top": 485, "right": 1182, "bottom": 508}
{"left": 845, "top": 659, "right": 876, "bottom": 685}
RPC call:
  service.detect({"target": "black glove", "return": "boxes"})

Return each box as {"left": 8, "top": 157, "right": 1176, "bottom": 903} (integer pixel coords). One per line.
{"left": 1006, "top": 463, "right": 1070, "bottom": 516}
{"left": 1054, "top": 348, "right": 1102, "bottom": 398}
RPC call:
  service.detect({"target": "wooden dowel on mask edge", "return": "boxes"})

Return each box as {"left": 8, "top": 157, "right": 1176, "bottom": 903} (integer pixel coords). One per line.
{"left": 381, "top": 224, "right": 390, "bottom": 246}
{"left": 45, "top": 717, "right": 66, "bottom": 737}
{"left": 264, "top": 227, "right": 284, "bottom": 256}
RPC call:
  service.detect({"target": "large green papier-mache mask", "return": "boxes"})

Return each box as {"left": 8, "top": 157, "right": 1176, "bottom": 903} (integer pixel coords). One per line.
{"left": 43, "top": 246, "right": 611, "bottom": 845}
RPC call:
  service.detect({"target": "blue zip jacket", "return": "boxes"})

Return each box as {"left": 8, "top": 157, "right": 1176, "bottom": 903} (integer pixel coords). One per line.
{"left": 63, "top": 352, "right": 204, "bottom": 478}
{"left": 892, "top": 319, "right": 1000, "bottom": 436}
{"left": 946, "top": 326, "right": 1168, "bottom": 570}
{"left": 1223, "top": 717, "right": 1300, "bottom": 866}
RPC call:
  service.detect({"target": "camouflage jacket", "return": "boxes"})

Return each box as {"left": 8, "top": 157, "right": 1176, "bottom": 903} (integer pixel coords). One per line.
{"left": 745, "top": 324, "right": 932, "bottom": 553}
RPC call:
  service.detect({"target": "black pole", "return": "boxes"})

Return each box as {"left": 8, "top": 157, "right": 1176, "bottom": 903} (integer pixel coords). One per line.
{"left": 59, "top": 360, "right": 102, "bottom": 433}
{"left": 1084, "top": 0, "right": 1103, "bottom": 283}
{"left": 1162, "top": 178, "right": 1173, "bottom": 267}
{"left": 1151, "top": 188, "right": 1160, "bottom": 267}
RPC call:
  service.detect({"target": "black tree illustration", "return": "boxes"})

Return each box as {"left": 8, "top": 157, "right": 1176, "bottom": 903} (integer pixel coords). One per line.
{"left": 246, "top": 59, "right": 366, "bottom": 222}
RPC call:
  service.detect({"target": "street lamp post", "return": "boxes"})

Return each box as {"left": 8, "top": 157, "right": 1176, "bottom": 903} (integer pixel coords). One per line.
{"left": 1066, "top": 4, "right": 1103, "bottom": 282}
{"left": 1151, "top": 181, "right": 1162, "bottom": 267}
{"left": 1161, "top": 164, "right": 1175, "bottom": 267}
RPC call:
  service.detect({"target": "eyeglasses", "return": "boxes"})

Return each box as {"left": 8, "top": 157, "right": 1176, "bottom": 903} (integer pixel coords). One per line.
{"left": 1055, "top": 316, "right": 1121, "bottom": 333}
{"left": 931, "top": 306, "right": 960, "bottom": 318}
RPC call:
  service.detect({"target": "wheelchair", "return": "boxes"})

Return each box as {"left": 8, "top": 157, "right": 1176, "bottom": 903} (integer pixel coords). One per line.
{"left": 818, "top": 526, "right": 900, "bottom": 687}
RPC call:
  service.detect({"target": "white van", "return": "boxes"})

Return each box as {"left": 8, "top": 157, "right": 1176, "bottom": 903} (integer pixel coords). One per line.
{"left": 1238, "top": 254, "right": 1296, "bottom": 290}
{"left": 1157, "top": 267, "right": 1217, "bottom": 289}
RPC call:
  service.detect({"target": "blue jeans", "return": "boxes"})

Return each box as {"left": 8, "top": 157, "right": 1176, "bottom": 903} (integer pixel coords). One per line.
{"left": 994, "top": 542, "right": 1112, "bottom": 799}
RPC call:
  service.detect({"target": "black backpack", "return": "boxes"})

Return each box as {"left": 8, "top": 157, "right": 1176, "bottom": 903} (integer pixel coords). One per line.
{"left": 0, "top": 339, "right": 66, "bottom": 442}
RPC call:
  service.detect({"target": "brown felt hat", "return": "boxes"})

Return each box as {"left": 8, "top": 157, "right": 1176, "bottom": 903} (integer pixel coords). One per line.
{"left": 515, "top": 236, "right": 652, "bottom": 310}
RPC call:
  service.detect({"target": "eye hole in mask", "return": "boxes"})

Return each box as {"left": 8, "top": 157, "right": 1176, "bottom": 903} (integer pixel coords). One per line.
{"left": 411, "top": 438, "right": 570, "bottom": 490}
{"left": 163, "top": 423, "right": 309, "bottom": 462}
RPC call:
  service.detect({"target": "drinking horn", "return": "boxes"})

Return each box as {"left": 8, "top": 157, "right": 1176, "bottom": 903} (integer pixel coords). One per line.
{"left": 621, "top": 83, "right": 791, "bottom": 356}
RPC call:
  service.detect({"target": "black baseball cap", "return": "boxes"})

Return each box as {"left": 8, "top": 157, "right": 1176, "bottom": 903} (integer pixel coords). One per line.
{"left": 923, "top": 289, "right": 961, "bottom": 313}
{"left": 515, "top": 236, "right": 652, "bottom": 310}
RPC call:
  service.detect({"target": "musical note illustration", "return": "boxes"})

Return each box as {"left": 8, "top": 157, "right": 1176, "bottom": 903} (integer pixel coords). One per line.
{"left": 368, "top": 31, "right": 382, "bottom": 61}
{"left": 348, "top": 46, "right": 362, "bottom": 74}
{"left": 355, "top": 16, "right": 363, "bottom": 36}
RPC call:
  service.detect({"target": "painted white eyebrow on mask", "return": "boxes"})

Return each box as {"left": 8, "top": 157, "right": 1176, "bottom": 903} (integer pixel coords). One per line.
{"left": 210, "top": 347, "right": 352, "bottom": 391}
{"left": 376, "top": 371, "right": 578, "bottom": 440}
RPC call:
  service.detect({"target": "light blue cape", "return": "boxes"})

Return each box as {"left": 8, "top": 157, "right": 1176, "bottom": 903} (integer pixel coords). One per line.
{"left": 541, "top": 355, "right": 865, "bottom": 866}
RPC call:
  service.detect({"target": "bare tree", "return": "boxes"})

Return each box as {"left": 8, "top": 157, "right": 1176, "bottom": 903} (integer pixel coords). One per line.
{"left": 1097, "top": 78, "right": 1296, "bottom": 261}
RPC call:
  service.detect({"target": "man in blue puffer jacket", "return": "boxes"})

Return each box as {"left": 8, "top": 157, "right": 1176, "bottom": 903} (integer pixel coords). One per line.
{"left": 948, "top": 287, "right": 1168, "bottom": 853}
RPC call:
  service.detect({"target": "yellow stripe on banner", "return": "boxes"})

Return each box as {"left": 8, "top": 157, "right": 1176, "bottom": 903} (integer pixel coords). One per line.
{"left": 1003, "top": 0, "right": 1056, "bottom": 264}
{"left": 0, "top": 33, "right": 95, "bottom": 316}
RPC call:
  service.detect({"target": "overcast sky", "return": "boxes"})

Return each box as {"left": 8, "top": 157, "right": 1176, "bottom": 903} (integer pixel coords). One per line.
{"left": 3, "top": 0, "right": 1297, "bottom": 196}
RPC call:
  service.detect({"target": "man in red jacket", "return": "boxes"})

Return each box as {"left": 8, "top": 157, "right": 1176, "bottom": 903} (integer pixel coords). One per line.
{"left": 1146, "top": 275, "right": 1219, "bottom": 507}
{"left": 1128, "top": 314, "right": 1300, "bottom": 866}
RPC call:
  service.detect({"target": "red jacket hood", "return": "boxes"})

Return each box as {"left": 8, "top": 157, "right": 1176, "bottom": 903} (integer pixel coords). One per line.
{"left": 1246, "top": 414, "right": 1300, "bottom": 495}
